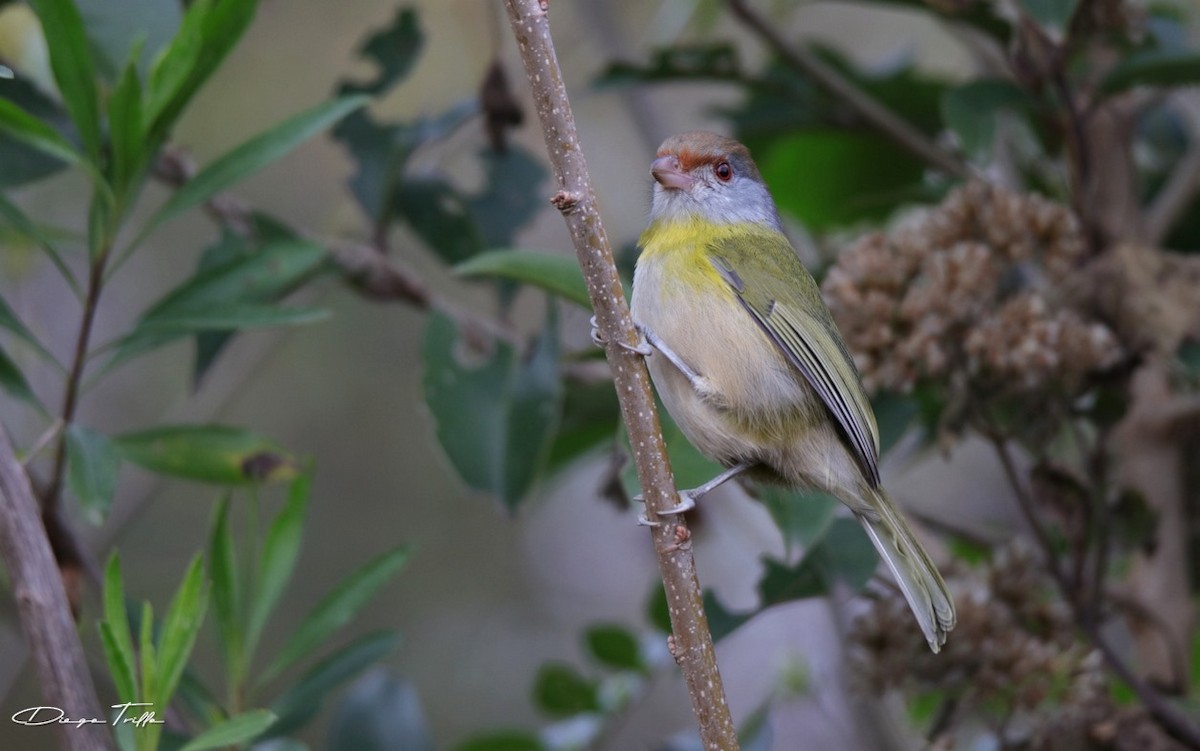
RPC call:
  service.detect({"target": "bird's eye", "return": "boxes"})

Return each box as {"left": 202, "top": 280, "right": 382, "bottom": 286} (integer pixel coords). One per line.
{"left": 714, "top": 161, "right": 734, "bottom": 182}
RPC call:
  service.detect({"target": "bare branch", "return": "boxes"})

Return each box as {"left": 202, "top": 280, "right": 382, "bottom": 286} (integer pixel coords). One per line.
{"left": 0, "top": 426, "right": 113, "bottom": 751}
{"left": 727, "top": 0, "right": 968, "bottom": 179}
{"left": 502, "top": 1, "right": 740, "bottom": 747}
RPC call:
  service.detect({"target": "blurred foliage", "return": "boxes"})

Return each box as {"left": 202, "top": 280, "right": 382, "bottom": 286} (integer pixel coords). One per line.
{"left": 5, "top": 0, "right": 1200, "bottom": 749}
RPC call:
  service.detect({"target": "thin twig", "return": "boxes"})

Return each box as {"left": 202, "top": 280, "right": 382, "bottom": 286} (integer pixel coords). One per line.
{"left": 0, "top": 425, "right": 113, "bottom": 751}
{"left": 502, "top": 1, "right": 739, "bottom": 748}
{"left": 987, "top": 433, "right": 1200, "bottom": 750}
{"left": 727, "top": 0, "right": 968, "bottom": 179}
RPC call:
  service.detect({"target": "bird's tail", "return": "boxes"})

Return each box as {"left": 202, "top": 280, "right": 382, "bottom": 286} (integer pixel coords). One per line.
{"left": 855, "top": 487, "right": 955, "bottom": 652}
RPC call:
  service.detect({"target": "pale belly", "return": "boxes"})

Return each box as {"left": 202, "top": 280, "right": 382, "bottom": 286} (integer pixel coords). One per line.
{"left": 630, "top": 256, "right": 826, "bottom": 471}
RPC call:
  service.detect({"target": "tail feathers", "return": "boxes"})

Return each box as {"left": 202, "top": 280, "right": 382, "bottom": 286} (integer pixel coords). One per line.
{"left": 856, "top": 493, "right": 956, "bottom": 653}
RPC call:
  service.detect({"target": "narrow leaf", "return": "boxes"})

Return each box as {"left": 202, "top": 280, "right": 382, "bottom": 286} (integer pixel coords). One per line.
{"left": 208, "top": 499, "right": 242, "bottom": 677}
{"left": 260, "top": 546, "right": 410, "bottom": 684}
{"left": 156, "top": 555, "right": 209, "bottom": 706}
{"left": 102, "top": 555, "right": 138, "bottom": 688}
{"left": 144, "top": 95, "right": 367, "bottom": 234}
{"left": 0, "top": 344, "right": 42, "bottom": 410}
{"left": 144, "top": 0, "right": 259, "bottom": 143}
{"left": 105, "top": 238, "right": 327, "bottom": 370}
{"left": 451, "top": 733, "right": 544, "bottom": 751}
{"left": 455, "top": 250, "right": 590, "bottom": 309}
{"left": 27, "top": 0, "right": 103, "bottom": 159}
{"left": 65, "top": 423, "right": 121, "bottom": 522}
{"left": 247, "top": 474, "right": 310, "bottom": 660}
{"left": 269, "top": 632, "right": 400, "bottom": 737}
{"left": 0, "top": 272, "right": 60, "bottom": 363}
{"left": 115, "top": 424, "right": 297, "bottom": 485}
{"left": 108, "top": 55, "right": 145, "bottom": 195}
{"left": 99, "top": 622, "right": 138, "bottom": 703}
{"left": 135, "top": 304, "right": 330, "bottom": 333}
{"left": 0, "top": 97, "right": 85, "bottom": 167}
{"left": 180, "top": 709, "right": 276, "bottom": 751}
{"left": 1102, "top": 49, "right": 1200, "bottom": 93}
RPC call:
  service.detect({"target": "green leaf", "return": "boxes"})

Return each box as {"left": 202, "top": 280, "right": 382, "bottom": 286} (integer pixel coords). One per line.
{"left": 180, "top": 709, "right": 276, "bottom": 751}
{"left": 940, "top": 80, "right": 1034, "bottom": 158}
{"left": 260, "top": 546, "right": 410, "bottom": 684}
{"left": 333, "top": 99, "right": 476, "bottom": 224}
{"left": 327, "top": 670, "right": 433, "bottom": 751}
{"left": 584, "top": 625, "right": 643, "bottom": 672}
{"left": 545, "top": 378, "right": 621, "bottom": 472}
{"left": 338, "top": 7, "right": 424, "bottom": 97}
{"left": 759, "top": 518, "right": 878, "bottom": 606}
{"left": 422, "top": 309, "right": 563, "bottom": 511}
{"left": 107, "top": 55, "right": 145, "bottom": 196}
{"left": 451, "top": 733, "right": 544, "bottom": 751}
{"left": 107, "top": 237, "right": 327, "bottom": 370}
{"left": 0, "top": 194, "right": 80, "bottom": 305}
{"left": 27, "top": 0, "right": 103, "bottom": 160}
{"left": 456, "top": 251, "right": 590, "bottom": 309}
{"left": 704, "top": 591, "right": 751, "bottom": 642}
{"left": 144, "top": 0, "right": 258, "bottom": 144}
{"left": 0, "top": 344, "right": 42, "bottom": 410}
{"left": 393, "top": 175, "right": 484, "bottom": 265}
{"left": 531, "top": 663, "right": 599, "bottom": 718}
{"left": 208, "top": 499, "right": 241, "bottom": 678}
{"left": 269, "top": 632, "right": 401, "bottom": 737}
{"left": 1102, "top": 49, "right": 1200, "bottom": 94}
{"left": 465, "top": 147, "right": 548, "bottom": 249}
{"left": 0, "top": 97, "right": 86, "bottom": 168}
{"left": 739, "top": 704, "right": 774, "bottom": 751}
{"left": 132, "top": 303, "right": 330, "bottom": 334}
{"left": 1016, "top": 0, "right": 1078, "bottom": 31}
{"left": 101, "top": 555, "right": 138, "bottom": 696}
{"left": 143, "top": 94, "right": 367, "bottom": 235}
{"left": 757, "top": 130, "right": 925, "bottom": 230}
{"left": 156, "top": 555, "right": 209, "bottom": 708}
{"left": 65, "top": 424, "right": 121, "bottom": 522}
{"left": 115, "top": 424, "right": 297, "bottom": 485}
{"left": 0, "top": 76, "right": 72, "bottom": 187}
{"left": 872, "top": 391, "right": 919, "bottom": 455}
{"left": 646, "top": 583, "right": 672, "bottom": 634}
{"left": 99, "top": 622, "right": 138, "bottom": 704}
{"left": 756, "top": 487, "right": 838, "bottom": 555}
{"left": 247, "top": 473, "right": 310, "bottom": 659}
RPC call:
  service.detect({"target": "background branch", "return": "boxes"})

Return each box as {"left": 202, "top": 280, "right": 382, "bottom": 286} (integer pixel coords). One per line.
{"left": 0, "top": 426, "right": 113, "bottom": 751}
{"left": 502, "top": 1, "right": 740, "bottom": 747}
{"left": 727, "top": 0, "right": 968, "bottom": 179}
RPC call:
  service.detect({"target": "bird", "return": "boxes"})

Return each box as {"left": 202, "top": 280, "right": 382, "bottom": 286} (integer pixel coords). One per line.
{"left": 621, "top": 130, "right": 955, "bottom": 652}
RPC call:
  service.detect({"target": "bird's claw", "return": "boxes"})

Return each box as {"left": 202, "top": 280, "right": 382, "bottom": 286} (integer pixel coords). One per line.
{"left": 635, "top": 491, "right": 697, "bottom": 527}
{"left": 590, "top": 316, "right": 653, "bottom": 356}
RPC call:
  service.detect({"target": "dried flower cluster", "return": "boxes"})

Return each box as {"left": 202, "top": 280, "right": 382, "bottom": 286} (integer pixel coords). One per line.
{"left": 822, "top": 182, "right": 1122, "bottom": 399}
{"left": 847, "top": 544, "right": 1185, "bottom": 750}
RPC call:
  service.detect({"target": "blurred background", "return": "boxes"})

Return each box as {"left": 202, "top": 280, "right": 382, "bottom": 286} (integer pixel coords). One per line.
{"left": 1, "top": 0, "right": 1198, "bottom": 750}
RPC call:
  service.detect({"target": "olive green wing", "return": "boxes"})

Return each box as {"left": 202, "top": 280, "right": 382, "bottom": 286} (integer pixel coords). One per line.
{"left": 708, "top": 233, "right": 881, "bottom": 487}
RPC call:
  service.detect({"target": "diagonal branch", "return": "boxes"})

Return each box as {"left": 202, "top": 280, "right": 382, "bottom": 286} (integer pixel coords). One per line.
{"left": 0, "top": 425, "right": 113, "bottom": 751}
{"left": 727, "top": 0, "right": 968, "bottom": 179}
{"left": 502, "top": 1, "right": 740, "bottom": 747}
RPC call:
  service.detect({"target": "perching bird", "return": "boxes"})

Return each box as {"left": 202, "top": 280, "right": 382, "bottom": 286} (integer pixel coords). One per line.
{"left": 625, "top": 130, "right": 955, "bottom": 652}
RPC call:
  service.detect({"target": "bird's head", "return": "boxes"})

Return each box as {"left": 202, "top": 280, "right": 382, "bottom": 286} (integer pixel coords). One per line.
{"left": 647, "top": 130, "right": 782, "bottom": 231}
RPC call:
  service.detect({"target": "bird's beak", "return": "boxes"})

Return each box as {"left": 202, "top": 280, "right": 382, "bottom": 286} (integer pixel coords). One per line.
{"left": 650, "top": 155, "right": 693, "bottom": 191}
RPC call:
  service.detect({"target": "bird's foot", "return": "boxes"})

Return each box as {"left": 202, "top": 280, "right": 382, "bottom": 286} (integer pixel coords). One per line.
{"left": 636, "top": 490, "right": 698, "bottom": 527}
{"left": 590, "top": 315, "right": 652, "bottom": 355}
